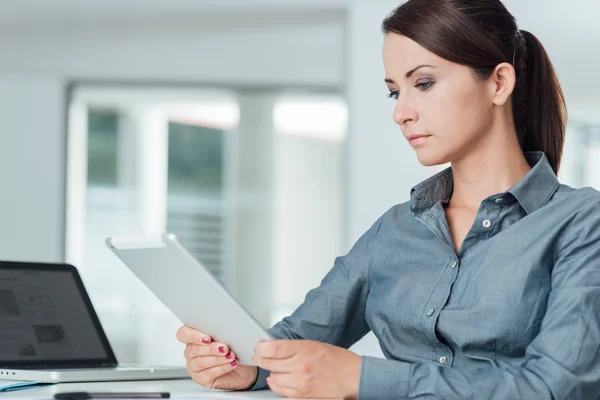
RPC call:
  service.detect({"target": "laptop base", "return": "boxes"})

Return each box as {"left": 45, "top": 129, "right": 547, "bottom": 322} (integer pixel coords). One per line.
{"left": 0, "top": 366, "right": 189, "bottom": 383}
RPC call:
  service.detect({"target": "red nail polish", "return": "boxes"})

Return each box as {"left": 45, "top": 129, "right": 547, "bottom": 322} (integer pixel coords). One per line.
{"left": 201, "top": 338, "right": 210, "bottom": 344}
{"left": 219, "top": 346, "right": 225, "bottom": 353}
{"left": 230, "top": 360, "right": 238, "bottom": 367}
{"left": 225, "top": 353, "right": 232, "bottom": 360}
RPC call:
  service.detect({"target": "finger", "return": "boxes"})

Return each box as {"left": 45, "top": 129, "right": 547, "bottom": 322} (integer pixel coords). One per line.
{"left": 253, "top": 355, "right": 295, "bottom": 373}
{"left": 185, "top": 343, "right": 229, "bottom": 358}
{"left": 185, "top": 342, "right": 230, "bottom": 358}
{"left": 210, "top": 342, "right": 230, "bottom": 356}
{"left": 176, "top": 326, "right": 211, "bottom": 345}
{"left": 267, "top": 379, "right": 301, "bottom": 399}
{"left": 184, "top": 343, "right": 235, "bottom": 360}
{"left": 184, "top": 343, "right": 207, "bottom": 359}
{"left": 266, "top": 372, "right": 297, "bottom": 389}
{"left": 189, "top": 352, "right": 237, "bottom": 372}
{"left": 197, "top": 358, "right": 240, "bottom": 381}
{"left": 255, "top": 340, "right": 299, "bottom": 359}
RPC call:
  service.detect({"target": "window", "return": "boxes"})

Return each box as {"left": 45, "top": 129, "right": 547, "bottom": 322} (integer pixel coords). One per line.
{"left": 87, "top": 108, "right": 120, "bottom": 187}
{"left": 167, "top": 122, "right": 225, "bottom": 280}
{"left": 66, "top": 87, "right": 239, "bottom": 365}
{"left": 66, "top": 86, "right": 347, "bottom": 366}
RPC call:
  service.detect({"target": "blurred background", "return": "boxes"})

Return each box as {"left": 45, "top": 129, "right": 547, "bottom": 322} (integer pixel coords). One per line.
{"left": 0, "top": 0, "right": 599, "bottom": 366}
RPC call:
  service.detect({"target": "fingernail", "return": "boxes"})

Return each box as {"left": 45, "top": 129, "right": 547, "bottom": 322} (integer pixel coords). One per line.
{"left": 219, "top": 346, "right": 225, "bottom": 353}
{"left": 230, "top": 360, "right": 238, "bottom": 367}
{"left": 201, "top": 338, "right": 210, "bottom": 344}
{"left": 225, "top": 352, "right": 232, "bottom": 360}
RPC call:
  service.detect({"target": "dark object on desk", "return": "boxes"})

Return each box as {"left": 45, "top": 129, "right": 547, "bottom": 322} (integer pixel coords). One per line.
{"left": 54, "top": 392, "right": 170, "bottom": 399}
{"left": 0, "top": 381, "right": 56, "bottom": 392}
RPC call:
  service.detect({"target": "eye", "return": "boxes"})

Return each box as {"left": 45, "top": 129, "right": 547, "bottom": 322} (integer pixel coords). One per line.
{"left": 415, "top": 81, "right": 434, "bottom": 90}
{"left": 387, "top": 91, "right": 399, "bottom": 100}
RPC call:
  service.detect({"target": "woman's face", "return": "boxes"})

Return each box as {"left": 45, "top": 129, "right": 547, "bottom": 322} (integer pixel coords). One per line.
{"left": 382, "top": 33, "right": 496, "bottom": 167}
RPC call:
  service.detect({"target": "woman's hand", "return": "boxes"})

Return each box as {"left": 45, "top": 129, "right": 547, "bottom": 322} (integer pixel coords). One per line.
{"left": 176, "top": 326, "right": 258, "bottom": 391}
{"left": 254, "top": 340, "right": 362, "bottom": 399}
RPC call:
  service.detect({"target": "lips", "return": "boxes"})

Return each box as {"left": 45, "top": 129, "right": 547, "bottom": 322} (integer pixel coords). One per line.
{"left": 406, "top": 134, "right": 431, "bottom": 146}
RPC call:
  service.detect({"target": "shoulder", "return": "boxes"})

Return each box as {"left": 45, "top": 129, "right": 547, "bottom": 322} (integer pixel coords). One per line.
{"left": 379, "top": 201, "right": 414, "bottom": 226}
{"left": 552, "top": 184, "right": 600, "bottom": 221}
{"left": 363, "top": 201, "right": 415, "bottom": 242}
{"left": 552, "top": 185, "right": 600, "bottom": 254}
{"left": 553, "top": 183, "right": 600, "bottom": 204}
{"left": 551, "top": 186, "right": 600, "bottom": 285}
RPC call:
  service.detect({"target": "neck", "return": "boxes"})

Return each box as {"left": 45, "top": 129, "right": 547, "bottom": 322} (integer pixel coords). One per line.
{"left": 448, "top": 125, "right": 531, "bottom": 210}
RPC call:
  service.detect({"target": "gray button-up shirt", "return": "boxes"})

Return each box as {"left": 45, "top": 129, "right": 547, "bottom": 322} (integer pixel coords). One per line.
{"left": 252, "top": 152, "right": 600, "bottom": 399}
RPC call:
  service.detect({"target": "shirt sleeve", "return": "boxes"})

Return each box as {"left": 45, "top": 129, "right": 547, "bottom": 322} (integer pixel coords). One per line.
{"left": 358, "top": 199, "right": 600, "bottom": 400}
{"left": 250, "top": 214, "right": 385, "bottom": 391}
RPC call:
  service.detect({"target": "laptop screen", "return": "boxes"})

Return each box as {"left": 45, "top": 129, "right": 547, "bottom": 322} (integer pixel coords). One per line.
{"left": 0, "top": 262, "right": 117, "bottom": 367}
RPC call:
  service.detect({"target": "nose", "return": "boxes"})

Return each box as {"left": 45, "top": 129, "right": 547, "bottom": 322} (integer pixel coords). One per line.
{"left": 392, "top": 97, "right": 419, "bottom": 126}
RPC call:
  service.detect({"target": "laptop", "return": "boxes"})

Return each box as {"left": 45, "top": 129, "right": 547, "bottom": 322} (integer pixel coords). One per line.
{"left": 0, "top": 260, "right": 189, "bottom": 383}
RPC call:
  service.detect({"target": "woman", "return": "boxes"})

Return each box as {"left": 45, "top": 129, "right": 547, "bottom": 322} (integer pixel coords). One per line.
{"left": 177, "top": 0, "right": 600, "bottom": 398}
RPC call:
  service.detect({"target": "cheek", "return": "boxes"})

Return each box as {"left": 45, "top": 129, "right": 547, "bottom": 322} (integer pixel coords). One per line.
{"left": 426, "top": 84, "right": 491, "bottom": 141}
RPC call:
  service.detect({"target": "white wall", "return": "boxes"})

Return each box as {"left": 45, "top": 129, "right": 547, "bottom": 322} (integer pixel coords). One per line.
{"left": 0, "top": 77, "right": 66, "bottom": 261}
{"left": 0, "top": 13, "right": 344, "bottom": 86}
{"left": 234, "top": 93, "right": 277, "bottom": 328}
{"left": 0, "top": 0, "right": 348, "bottom": 21}
{"left": 273, "top": 135, "right": 344, "bottom": 319}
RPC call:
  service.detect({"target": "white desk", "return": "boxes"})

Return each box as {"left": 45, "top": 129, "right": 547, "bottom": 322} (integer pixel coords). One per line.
{"left": 1, "top": 379, "right": 286, "bottom": 399}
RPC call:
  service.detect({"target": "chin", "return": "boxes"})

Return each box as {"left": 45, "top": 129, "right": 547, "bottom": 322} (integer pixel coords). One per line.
{"left": 414, "top": 150, "right": 450, "bottom": 167}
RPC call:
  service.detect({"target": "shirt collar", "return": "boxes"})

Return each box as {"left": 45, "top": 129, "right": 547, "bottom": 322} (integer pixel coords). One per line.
{"left": 410, "top": 151, "right": 559, "bottom": 214}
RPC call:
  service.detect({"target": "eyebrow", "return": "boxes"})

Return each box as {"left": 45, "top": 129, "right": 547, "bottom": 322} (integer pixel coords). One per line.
{"left": 384, "top": 64, "right": 437, "bottom": 83}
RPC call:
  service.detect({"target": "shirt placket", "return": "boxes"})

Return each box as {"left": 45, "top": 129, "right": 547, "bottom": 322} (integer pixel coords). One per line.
{"left": 417, "top": 209, "right": 460, "bottom": 366}
{"left": 416, "top": 197, "right": 504, "bottom": 367}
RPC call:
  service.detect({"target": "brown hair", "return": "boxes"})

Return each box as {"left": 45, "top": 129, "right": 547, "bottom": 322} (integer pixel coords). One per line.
{"left": 382, "top": 0, "right": 567, "bottom": 174}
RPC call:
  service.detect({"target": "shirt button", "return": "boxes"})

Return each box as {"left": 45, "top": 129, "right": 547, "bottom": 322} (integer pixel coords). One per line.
{"left": 439, "top": 356, "right": 447, "bottom": 364}
{"left": 428, "top": 213, "right": 436, "bottom": 220}
{"left": 495, "top": 197, "right": 504, "bottom": 204}
{"left": 450, "top": 261, "right": 457, "bottom": 269}
{"left": 482, "top": 219, "right": 492, "bottom": 228}
{"left": 427, "top": 308, "right": 435, "bottom": 316}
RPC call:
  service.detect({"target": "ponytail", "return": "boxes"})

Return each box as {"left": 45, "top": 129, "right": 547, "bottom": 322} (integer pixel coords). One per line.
{"left": 514, "top": 30, "right": 567, "bottom": 175}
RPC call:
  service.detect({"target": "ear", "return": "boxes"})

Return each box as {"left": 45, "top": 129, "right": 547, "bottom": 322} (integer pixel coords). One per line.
{"left": 489, "top": 62, "right": 516, "bottom": 106}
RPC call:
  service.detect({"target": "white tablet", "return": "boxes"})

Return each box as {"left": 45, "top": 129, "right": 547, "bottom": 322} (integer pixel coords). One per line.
{"left": 105, "top": 233, "right": 272, "bottom": 365}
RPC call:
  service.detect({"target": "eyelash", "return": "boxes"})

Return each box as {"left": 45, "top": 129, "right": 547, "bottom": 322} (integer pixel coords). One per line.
{"left": 388, "top": 81, "right": 435, "bottom": 100}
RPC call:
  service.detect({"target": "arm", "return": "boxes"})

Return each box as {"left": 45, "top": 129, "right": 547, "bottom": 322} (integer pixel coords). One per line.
{"left": 251, "top": 214, "right": 385, "bottom": 390}
{"left": 359, "top": 201, "right": 600, "bottom": 400}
